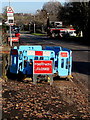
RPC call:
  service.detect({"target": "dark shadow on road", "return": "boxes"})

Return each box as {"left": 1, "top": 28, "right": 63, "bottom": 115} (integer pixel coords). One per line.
{"left": 40, "top": 36, "right": 90, "bottom": 46}
{"left": 72, "top": 49, "right": 89, "bottom": 51}
{"left": 72, "top": 61, "right": 90, "bottom": 75}
{"left": 20, "top": 33, "right": 90, "bottom": 46}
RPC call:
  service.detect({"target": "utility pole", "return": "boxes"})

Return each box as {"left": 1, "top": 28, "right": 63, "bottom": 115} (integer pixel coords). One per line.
{"left": 9, "top": 0, "right": 12, "bottom": 46}
{"left": 34, "top": 23, "right": 35, "bottom": 33}
{"left": 10, "top": 25, "right": 12, "bottom": 46}
{"left": 29, "top": 23, "right": 30, "bottom": 31}
{"left": 9, "top": 0, "right": 10, "bottom": 7}
{"left": 34, "top": 15, "right": 35, "bottom": 33}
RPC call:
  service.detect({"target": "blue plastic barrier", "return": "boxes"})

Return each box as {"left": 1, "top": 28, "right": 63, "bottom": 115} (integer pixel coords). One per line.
{"left": 10, "top": 45, "right": 42, "bottom": 74}
{"left": 58, "top": 51, "right": 70, "bottom": 77}
{"left": 10, "top": 46, "right": 55, "bottom": 76}
{"left": 45, "top": 46, "right": 72, "bottom": 77}
{"left": 9, "top": 45, "right": 72, "bottom": 79}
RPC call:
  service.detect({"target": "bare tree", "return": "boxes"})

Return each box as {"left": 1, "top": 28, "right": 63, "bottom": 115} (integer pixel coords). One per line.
{"left": 42, "top": 0, "right": 62, "bottom": 21}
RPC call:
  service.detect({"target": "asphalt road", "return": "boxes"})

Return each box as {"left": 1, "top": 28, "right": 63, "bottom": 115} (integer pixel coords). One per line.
{"left": 19, "top": 34, "right": 89, "bottom": 93}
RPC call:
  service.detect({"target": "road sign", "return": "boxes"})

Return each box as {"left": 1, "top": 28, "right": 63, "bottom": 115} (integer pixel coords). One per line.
{"left": 8, "top": 37, "right": 19, "bottom": 42}
{"left": 33, "top": 60, "right": 53, "bottom": 74}
{"left": 7, "top": 16, "right": 14, "bottom": 25}
{"left": 7, "top": 6, "right": 14, "bottom": 13}
{"left": 7, "top": 7, "right": 14, "bottom": 16}
{"left": 7, "top": 6, "right": 14, "bottom": 46}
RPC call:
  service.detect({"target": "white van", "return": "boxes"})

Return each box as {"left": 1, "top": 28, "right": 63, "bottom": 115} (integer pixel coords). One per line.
{"left": 67, "top": 29, "right": 77, "bottom": 37}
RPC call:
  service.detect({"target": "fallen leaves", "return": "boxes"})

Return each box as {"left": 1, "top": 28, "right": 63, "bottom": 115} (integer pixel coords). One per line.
{"left": 2, "top": 80, "right": 90, "bottom": 120}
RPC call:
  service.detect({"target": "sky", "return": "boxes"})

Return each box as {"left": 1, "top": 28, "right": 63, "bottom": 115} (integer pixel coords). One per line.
{"left": 1, "top": 0, "right": 89, "bottom": 14}
{"left": 1, "top": 0, "right": 67, "bottom": 14}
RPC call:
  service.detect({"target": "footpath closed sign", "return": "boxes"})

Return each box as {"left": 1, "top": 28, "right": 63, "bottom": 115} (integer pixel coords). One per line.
{"left": 33, "top": 60, "right": 53, "bottom": 74}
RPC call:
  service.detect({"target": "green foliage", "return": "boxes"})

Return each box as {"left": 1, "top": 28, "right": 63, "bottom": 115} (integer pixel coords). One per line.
{"left": 59, "top": 2, "right": 90, "bottom": 40}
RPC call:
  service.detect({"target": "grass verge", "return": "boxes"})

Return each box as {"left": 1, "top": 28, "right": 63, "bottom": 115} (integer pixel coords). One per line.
{"left": 31, "top": 33, "right": 46, "bottom": 36}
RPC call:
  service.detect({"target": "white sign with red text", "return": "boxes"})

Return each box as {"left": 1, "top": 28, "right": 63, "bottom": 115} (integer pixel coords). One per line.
{"left": 8, "top": 37, "right": 19, "bottom": 42}
{"left": 33, "top": 60, "right": 53, "bottom": 74}
{"left": 7, "top": 7, "right": 14, "bottom": 16}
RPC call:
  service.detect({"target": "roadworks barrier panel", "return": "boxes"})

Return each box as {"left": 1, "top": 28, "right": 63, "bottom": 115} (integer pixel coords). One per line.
{"left": 6, "top": 45, "right": 72, "bottom": 83}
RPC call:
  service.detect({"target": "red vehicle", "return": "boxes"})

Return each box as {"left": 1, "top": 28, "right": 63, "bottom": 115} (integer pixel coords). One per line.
{"left": 15, "top": 32, "right": 20, "bottom": 39}
{"left": 8, "top": 32, "right": 20, "bottom": 44}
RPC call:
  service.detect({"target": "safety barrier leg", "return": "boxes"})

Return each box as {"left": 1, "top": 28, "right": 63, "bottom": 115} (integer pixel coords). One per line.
{"left": 49, "top": 75, "right": 53, "bottom": 85}
{"left": 33, "top": 74, "right": 53, "bottom": 85}
{"left": 33, "top": 74, "right": 37, "bottom": 84}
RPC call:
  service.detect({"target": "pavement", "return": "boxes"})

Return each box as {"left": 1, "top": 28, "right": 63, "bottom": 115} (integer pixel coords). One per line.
{"left": 0, "top": 45, "right": 11, "bottom": 54}
{"left": 0, "top": 45, "right": 11, "bottom": 78}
